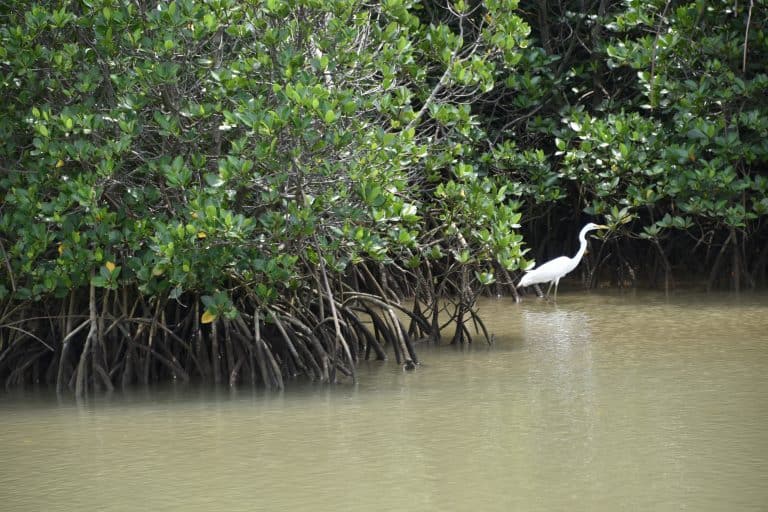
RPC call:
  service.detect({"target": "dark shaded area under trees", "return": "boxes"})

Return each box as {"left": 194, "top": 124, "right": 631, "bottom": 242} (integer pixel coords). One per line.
{"left": 1, "top": 0, "right": 766, "bottom": 394}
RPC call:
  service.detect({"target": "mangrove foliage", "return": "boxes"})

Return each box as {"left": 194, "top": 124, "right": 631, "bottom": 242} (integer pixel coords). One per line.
{"left": 1, "top": 0, "right": 766, "bottom": 393}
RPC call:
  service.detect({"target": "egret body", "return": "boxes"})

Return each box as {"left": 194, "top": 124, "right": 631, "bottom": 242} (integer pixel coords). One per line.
{"left": 517, "top": 222, "right": 608, "bottom": 300}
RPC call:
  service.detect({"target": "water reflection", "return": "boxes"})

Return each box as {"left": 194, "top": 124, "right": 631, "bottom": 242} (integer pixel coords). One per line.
{"left": 1, "top": 290, "right": 768, "bottom": 511}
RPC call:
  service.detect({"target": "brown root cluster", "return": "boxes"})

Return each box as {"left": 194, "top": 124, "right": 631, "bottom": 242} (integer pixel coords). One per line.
{"left": 0, "top": 262, "right": 495, "bottom": 396}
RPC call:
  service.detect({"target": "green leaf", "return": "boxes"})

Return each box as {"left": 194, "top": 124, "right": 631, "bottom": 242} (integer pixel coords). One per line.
{"left": 90, "top": 276, "right": 107, "bottom": 288}
{"left": 204, "top": 173, "right": 224, "bottom": 187}
{"left": 484, "top": 271, "right": 498, "bottom": 285}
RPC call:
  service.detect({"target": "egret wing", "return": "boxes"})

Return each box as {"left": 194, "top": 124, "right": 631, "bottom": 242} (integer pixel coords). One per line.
{"left": 517, "top": 256, "right": 571, "bottom": 287}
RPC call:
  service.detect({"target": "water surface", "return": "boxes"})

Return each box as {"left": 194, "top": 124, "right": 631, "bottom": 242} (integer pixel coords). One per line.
{"left": 1, "top": 290, "right": 767, "bottom": 511}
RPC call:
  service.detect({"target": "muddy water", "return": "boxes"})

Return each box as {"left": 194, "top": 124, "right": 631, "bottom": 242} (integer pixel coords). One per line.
{"left": 1, "top": 290, "right": 767, "bottom": 511}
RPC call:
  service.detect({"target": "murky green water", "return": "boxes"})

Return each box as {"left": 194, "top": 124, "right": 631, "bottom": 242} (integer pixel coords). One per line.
{"left": 1, "top": 290, "right": 767, "bottom": 511}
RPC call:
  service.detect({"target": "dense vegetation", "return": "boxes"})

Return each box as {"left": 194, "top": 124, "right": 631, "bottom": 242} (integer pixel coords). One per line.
{"left": 503, "top": 0, "right": 768, "bottom": 291}
{"left": 1, "top": 0, "right": 766, "bottom": 393}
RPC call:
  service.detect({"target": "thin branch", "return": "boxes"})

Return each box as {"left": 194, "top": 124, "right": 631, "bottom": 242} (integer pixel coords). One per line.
{"left": 1, "top": 324, "right": 54, "bottom": 352}
{"left": 743, "top": 0, "right": 754, "bottom": 74}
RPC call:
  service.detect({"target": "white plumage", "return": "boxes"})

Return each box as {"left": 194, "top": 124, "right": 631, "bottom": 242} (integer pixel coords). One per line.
{"left": 517, "top": 222, "right": 608, "bottom": 300}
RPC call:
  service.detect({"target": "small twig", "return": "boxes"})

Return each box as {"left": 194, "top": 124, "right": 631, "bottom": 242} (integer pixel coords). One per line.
{"left": 743, "top": 0, "right": 754, "bottom": 74}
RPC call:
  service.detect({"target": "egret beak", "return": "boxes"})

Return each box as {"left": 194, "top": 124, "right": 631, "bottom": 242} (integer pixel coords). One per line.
{"left": 590, "top": 225, "right": 610, "bottom": 241}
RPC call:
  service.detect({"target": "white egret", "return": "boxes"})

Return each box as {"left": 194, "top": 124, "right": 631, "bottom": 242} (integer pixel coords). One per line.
{"left": 517, "top": 222, "right": 608, "bottom": 300}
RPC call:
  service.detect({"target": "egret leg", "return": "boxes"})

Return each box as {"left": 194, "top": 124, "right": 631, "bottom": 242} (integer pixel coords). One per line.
{"left": 553, "top": 279, "right": 560, "bottom": 301}
{"left": 545, "top": 281, "right": 554, "bottom": 298}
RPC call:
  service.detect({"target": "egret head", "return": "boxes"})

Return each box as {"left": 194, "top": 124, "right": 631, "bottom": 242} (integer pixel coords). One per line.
{"left": 584, "top": 222, "right": 609, "bottom": 232}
